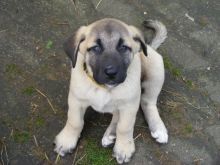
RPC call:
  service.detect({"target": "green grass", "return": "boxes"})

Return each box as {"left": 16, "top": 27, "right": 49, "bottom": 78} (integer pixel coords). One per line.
{"left": 35, "top": 117, "right": 45, "bottom": 127}
{"left": 163, "top": 56, "right": 195, "bottom": 89}
{"left": 184, "top": 123, "right": 193, "bottom": 134}
{"left": 185, "top": 79, "right": 194, "bottom": 88}
{"left": 46, "top": 40, "right": 53, "bottom": 49}
{"left": 163, "top": 56, "right": 182, "bottom": 78}
{"left": 22, "top": 86, "right": 35, "bottom": 95}
{"left": 14, "top": 130, "right": 30, "bottom": 143}
{"left": 78, "top": 138, "right": 116, "bottom": 165}
{"left": 5, "top": 64, "right": 22, "bottom": 77}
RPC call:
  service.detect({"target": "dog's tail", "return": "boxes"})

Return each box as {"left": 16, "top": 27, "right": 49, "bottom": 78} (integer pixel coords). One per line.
{"left": 143, "top": 20, "right": 167, "bottom": 50}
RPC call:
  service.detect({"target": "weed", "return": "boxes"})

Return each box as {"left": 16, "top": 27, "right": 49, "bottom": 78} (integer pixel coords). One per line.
{"left": 14, "top": 130, "right": 30, "bottom": 143}
{"left": 35, "top": 117, "right": 45, "bottom": 127}
{"left": 184, "top": 123, "right": 193, "bottom": 134}
{"left": 46, "top": 40, "right": 53, "bottom": 49}
{"left": 163, "top": 56, "right": 181, "bottom": 78}
{"left": 22, "top": 86, "right": 35, "bottom": 95}
{"left": 163, "top": 56, "right": 195, "bottom": 89}
{"left": 5, "top": 64, "right": 21, "bottom": 77}
{"left": 185, "top": 80, "right": 194, "bottom": 88}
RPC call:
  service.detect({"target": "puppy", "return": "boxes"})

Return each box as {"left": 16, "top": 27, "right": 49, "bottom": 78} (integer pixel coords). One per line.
{"left": 54, "top": 18, "right": 168, "bottom": 164}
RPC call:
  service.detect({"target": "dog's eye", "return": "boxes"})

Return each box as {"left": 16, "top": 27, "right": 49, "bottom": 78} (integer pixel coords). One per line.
{"left": 118, "top": 45, "right": 131, "bottom": 53}
{"left": 88, "top": 46, "right": 102, "bottom": 54}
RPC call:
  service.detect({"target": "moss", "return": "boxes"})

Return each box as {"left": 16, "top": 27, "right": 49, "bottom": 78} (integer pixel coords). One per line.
{"left": 14, "top": 130, "right": 30, "bottom": 143}
{"left": 22, "top": 86, "right": 35, "bottom": 95}
{"left": 46, "top": 40, "right": 53, "bottom": 49}
{"left": 163, "top": 56, "right": 195, "bottom": 89}
{"left": 163, "top": 56, "right": 181, "bottom": 78}
{"left": 171, "top": 111, "right": 182, "bottom": 120}
{"left": 79, "top": 138, "right": 116, "bottom": 165}
{"left": 163, "top": 56, "right": 172, "bottom": 71}
{"left": 172, "top": 68, "right": 181, "bottom": 77}
{"left": 5, "top": 64, "right": 22, "bottom": 77}
{"left": 35, "top": 117, "right": 45, "bottom": 127}
{"left": 184, "top": 123, "right": 193, "bottom": 134}
{"left": 185, "top": 80, "right": 194, "bottom": 88}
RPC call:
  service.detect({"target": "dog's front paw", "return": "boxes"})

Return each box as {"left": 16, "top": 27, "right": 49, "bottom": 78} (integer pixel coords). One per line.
{"left": 151, "top": 125, "right": 168, "bottom": 143}
{"left": 113, "top": 140, "right": 135, "bottom": 164}
{"left": 102, "top": 135, "right": 116, "bottom": 147}
{"left": 54, "top": 129, "right": 78, "bottom": 156}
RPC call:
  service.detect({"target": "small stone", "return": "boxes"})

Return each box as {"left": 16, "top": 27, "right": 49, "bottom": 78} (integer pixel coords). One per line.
{"left": 144, "top": 12, "right": 147, "bottom": 15}
{"left": 207, "top": 67, "right": 211, "bottom": 70}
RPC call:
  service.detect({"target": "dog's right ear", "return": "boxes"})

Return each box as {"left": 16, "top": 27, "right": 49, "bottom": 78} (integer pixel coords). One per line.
{"left": 128, "top": 25, "right": 147, "bottom": 56}
{"left": 63, "top": 26, "right": 86, "bottom": 68}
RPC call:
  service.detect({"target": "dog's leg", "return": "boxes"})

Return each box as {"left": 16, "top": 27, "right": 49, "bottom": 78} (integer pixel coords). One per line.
{"left": 102, "top": 110, "right": 119, "bottom": 147}
{"left": 54, "top": 92, "right": 86, "bottom": 156}
{"left": 113, "top": 99, "right": 140, "bottom": 164}
{"left": 141, "top": 50, "right": 168, "bottom": 144}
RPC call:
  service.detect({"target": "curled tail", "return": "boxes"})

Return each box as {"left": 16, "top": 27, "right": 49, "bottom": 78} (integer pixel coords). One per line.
{"left": 143, "top": 20, "right": 167, "bottom": 50}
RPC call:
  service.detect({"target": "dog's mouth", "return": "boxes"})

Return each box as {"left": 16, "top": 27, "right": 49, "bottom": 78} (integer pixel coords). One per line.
{"left": 105, "top": 80, "right": 119, "bottom": 87}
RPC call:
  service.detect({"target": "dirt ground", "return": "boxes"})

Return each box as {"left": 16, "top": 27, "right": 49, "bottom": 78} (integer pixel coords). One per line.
{"left": 0, "top": 0, "right": 220, "bottom": 164}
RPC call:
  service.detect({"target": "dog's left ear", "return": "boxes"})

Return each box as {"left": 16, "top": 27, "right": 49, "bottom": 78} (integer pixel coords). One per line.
{"left": 63, "top": 26, "right": 87, "bottom": 68}
{"left": 129, "top": 26, "right": 147, "bottom": 56}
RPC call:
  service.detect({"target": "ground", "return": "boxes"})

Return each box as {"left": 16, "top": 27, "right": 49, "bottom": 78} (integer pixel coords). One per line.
{"left": 0, "top": 0, "right": 220, "bottom": 164}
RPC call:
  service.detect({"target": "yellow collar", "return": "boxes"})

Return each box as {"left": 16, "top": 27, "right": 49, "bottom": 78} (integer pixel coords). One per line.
{"left": 83, "top": 63, "right": 106, "bottom": 89}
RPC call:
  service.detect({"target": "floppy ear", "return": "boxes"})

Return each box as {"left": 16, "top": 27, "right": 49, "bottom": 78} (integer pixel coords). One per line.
{"left": 129, "top": 26, "right": 147, "bottom": 56}
{"left": 133, "top": 37, "right": 147, "bottom": 56}
{"left": 63, "top": 26, "right": 86, "bottom": 68}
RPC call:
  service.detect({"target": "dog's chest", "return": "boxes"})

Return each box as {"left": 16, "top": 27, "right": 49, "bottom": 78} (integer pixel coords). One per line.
{"left": 87, "top": 89, "right": 114, "bottom": 112}
{"left": 73, "top": 84, "right": 121, "bottom": 113}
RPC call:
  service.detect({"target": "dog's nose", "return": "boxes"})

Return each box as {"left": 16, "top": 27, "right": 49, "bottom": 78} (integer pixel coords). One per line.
{"left": 104, "top": 65, "right": 118, "bottom": 77}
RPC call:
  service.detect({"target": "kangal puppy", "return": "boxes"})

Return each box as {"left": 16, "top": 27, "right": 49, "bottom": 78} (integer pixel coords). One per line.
{"left": 54, "top": 18, "right": 168, "bottom": 164}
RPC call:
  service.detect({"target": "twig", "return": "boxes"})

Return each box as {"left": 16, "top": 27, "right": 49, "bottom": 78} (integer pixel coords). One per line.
{"left": 75, "top": 154, "right": 86, "bottom": 164}
{"left": 185, "top": 13, "right": 195, "bottom": 22}
{"left": 0, "top": 29, "right": 7, "bottom": 33}
{"left": 183, "top": 97, "right": 209, "bottom": 110}
{"left": 55, "top": 22, "right": 70, "bottom": 26}
{"left": 134, "top": 133, "right": 142, "bottom": 141}
{"left": 0, "top": 139, "right": 9, "bottom": 165}
{"left": 9, "top": 129, "right": 13, "bottom": 139}
{"left": 44, "top": 152, "right": 50, "bottom": 161}
{"left": 72, "top": 146, "right": 78, "bottom": 165}
{"left": 54, "top": 153, "right": 60, "bottom": 164}
{"left": 162, "top": 89, "right": 182, "bottom": 97}
{"left": 135, "top": 125, "right": 147, "bottom": 129}
{"left": 71, "top": 0, "right": 77, "bottom": 11}
{"left": 109, "top": 157, "right": 114, "bottom": 162}
{"left": 95, "top": 0, "right": 103, "bottom": 9}
{"left": 4, "top": 145, "right": 9, "bottom": 165}
{"left": 1, "top": 143, "right": 4, "bottom": 165}
{"left": 33, "top": 135, "right": 39, "bottom": 147}
{"left": 35, "top": 88, "right": 56, "bottom": 114}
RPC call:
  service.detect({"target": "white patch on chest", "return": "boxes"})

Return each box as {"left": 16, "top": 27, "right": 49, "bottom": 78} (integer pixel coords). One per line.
{"left": 87, "top": 88, "right": 112, "bottom": 112}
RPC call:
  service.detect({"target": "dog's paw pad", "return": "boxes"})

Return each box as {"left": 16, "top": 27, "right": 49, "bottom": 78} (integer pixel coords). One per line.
{"left": 102, "top": 135, "right": 116, "bottom": 147}
{"left": 151, "top": 129, "right": 168, "bottom": 143}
